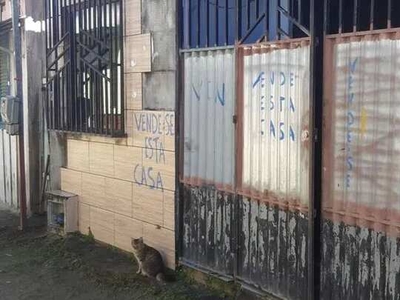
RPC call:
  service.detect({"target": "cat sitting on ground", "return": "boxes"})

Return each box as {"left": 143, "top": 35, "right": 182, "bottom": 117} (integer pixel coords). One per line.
{"left": 131, "top": 237, "right": 166, "bottom": 283}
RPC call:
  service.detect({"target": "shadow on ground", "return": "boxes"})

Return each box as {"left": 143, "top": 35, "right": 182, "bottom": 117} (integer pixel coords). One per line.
{"left": 0, "top": 205, "right": 229, "bottom": 300}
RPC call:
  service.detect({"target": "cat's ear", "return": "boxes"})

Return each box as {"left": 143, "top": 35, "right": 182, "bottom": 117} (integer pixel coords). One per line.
{"left": 139, "top": 237, "right": 143, "bottom": 242}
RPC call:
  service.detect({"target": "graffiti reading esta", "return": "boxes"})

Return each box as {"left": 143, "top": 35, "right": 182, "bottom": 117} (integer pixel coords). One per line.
{"left": 133, "top": 112, "right": 175, "bottom": 191}
{"left": 253, "top": 71, "right": 297, "bottom": 142}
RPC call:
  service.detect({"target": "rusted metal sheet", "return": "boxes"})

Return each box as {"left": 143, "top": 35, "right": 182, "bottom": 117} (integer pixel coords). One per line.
{"left": 182, "top": 49, "right": 235, "bottom": 191}
{"left": 237, "top": 40, "right": 311, "bottom": 210}
{"left": 0, "top": 130, "right": 19, "bottom": 208}
{"left": 181, "top": 185, "right": 235, "bottom": 276}
{"left": 322, "top": 31, "right": 400, "bottom": 299}
{"left": 323, "top": 32, "right": 400, "bottom": 225}
{"left": 238, "top": 198, "right": 308, "bottom": 300}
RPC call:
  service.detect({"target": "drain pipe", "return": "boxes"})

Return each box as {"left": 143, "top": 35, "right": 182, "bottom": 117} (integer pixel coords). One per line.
{"left": 11, "top": 0, "right": 27, "bottom": 230}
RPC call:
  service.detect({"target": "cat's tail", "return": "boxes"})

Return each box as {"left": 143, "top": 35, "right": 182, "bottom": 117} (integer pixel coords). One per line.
{"left": 156, "top": 272, "right": 166, "bottom": 284}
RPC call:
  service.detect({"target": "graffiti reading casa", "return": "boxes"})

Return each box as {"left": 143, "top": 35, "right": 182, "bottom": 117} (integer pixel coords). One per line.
{"left": 133, "top": 112, "right": 174, "bottom": 191}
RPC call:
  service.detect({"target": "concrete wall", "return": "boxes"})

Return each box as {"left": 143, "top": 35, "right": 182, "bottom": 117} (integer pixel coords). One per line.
{"left": 59, "top": 0, "right": 177, "bottom": 269}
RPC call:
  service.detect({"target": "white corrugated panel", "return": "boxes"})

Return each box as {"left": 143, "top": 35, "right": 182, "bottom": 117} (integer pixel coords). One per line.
{"left": 330, "top": 37, "right": 400, "bottom": 211}
{"left": 241, "top": 42, "right": 311, "bottom": 205}
{"left": 183, "top": 49, "right": 235, "bottom": 189}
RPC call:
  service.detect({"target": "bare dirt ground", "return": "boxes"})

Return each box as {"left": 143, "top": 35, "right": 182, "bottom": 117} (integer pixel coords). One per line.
{"left": 0, "top": 205, "right": 228, "bottom": 300}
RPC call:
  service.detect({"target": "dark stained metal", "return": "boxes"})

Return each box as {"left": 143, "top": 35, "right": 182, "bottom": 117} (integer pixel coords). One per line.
{"left": 237, "top": 197, "right": 309, "bottom": 300}
{"left": 181, "top": 185, "right": 235, "bottom": 277}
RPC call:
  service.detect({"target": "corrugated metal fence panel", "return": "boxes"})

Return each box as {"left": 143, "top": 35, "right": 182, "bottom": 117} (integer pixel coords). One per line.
{"left": 323, "top": 33, "right": 400, "bottom": 223}
{"left": 183, "top": 49, "right": 235, "bottom": 190}
{"left": 181, "top": 185, "right": 235, "bottom": 276}
{"left": 321, "top": 32, "right": 400, "bottom": 300}
{"left": 238, "top": 197, "right": 308, "bottom": 300}
{"left": 0, "top": 130, "right": 19, "bottom": 208}
{"left": 239, "top": 40, "right": 311, "bottom": 208}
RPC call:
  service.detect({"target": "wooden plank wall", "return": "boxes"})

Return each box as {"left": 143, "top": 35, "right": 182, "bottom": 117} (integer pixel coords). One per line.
{"left": 61, "top": 0, "right": 176, "bottom": 269}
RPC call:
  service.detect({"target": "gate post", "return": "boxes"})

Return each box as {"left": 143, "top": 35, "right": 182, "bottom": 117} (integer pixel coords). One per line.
{"left": 309, "top": 0, "right": 324, "bottom": 299}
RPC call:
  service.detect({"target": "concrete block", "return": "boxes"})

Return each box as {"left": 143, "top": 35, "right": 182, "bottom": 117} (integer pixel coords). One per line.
{"left": 141, "top": 0, "right": 176, "bottom": 32}
{"left": 125, "top": 0, "right": 141, "bottom": 36}
{"left": 124, "top": 34, "right": 152, "bottom": 73}
{"left": 143, "top": 71, "right": 176, "bottom": 110}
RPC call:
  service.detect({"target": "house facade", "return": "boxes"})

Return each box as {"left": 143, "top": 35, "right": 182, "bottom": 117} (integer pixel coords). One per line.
{"left": 1, "top": 0, "right": 400, "bottom": 299}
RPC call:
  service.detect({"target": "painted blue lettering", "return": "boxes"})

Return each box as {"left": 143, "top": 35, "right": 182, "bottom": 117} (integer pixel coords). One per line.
{"left": 134, "top": 113, "right": 142, "bottom": 131}
{"left": 347, "top": 111, "right": 354, "bottom": 126}
{"left": 270, "top": 95, "right": 274, "bottom": 110}
{"left": 270, "top": 72, "right": 275, "bottom": 85}
{"left": 290, "top": 98, "right": 295, "bottom": 112}
{"left": 216, "top": 83, "right": 225, "bottom": 106}
{"left": 280, "top": 96, "right": 285, "bottom": 112}
{"left": 279, "top": 122, "right": 285, "bottom": 140}
{"left": 192, "top": 82, "right": 201, "bottom": 100}
{"left": 147, "top": 167, "right": 155, "bottom": 188}
{"left": 290, "top": 73, "right": 295, "bottom": 87}
{"left": 156, "top": 172, "right": 164, "bottom": 191}
{"left": 280, "top": 72, "right": 286, "bottom": 86}
{"left": 270, "top": 120, "right": 276, "bottom": 138}
{"left": 134, "top": 164, "right": 140, "bottom": 185}
{"left": 253, "top": 72, "right": 265, "bottom": 88}
{"left": 289, "top": 126, "right": 295, "bottom": 141}
{"left": 141, "top": 166, "right": 147, "bottom": 186}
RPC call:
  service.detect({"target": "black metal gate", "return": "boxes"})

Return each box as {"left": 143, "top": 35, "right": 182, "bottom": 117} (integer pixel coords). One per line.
{"left": 177, "top": 1, "right": 322, "bottom": 299}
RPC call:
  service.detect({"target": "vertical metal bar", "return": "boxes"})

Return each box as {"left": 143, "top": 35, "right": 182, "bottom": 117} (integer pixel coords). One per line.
{"left": 338, "top": 0, "right": 343, "bottom": 34}
{"left": 197, "top": 0, "right": 200, "bottom": 47}
{"left": 216, "top": 0, "right": 219, "bottom": 45}
{"left": 78, "top": 0, "right": 83, "bottom": 132}
{"left": 225, "top": 0, "right": 229, "bottom": 45}
{"left": 60, "top": 0, "right": 65, "bottom": 130}
{"left": 309, "top": 0, "right": 324, "bottom": 298}
{"left": 109, "top": 0, "right": 114, "bottom": 135}
{"left": 11, "top": 0, "right": 27, "bottom": 230}
{"left": 236, "top": 0, "right": 241, "bottom": 41}
{"left": 206, "top": 0, "right": 209, "bottom": 47}
{"left": 246, "top": 0, "right": 250, "bottom": 30}
{"left": 104, "top": 0, "right": 109, "bottom": 135}
{"left": 45, "top": 0, "right": 50, "bottom": 130}
{"left": 94, "top": 0, "right": 99, "bottom": 133}
{"left": 98, "top": 0, "right": 104, "bottom": 134}
{"left": 71, "top": 0, "right": 77, "bottom": 132}
{"left": 265, "top": 0, "right": 268, "bottom": 40}
{"left": 388, "top": 0, "right": 392, "bottom": 28}
{"left": 299, "top": 0, "right": 302, "bottom": 24}
{"left": 353, "top": 0, "right": 357, "bottom": 33}
{"left": 370, "top": 0, "right": 375, "bottom": 30}
{"left": 89, "top": 0, "right": 94, "bottom": 133}
{"left": 188, "top": 0, "right": 192, "bottom": 47}
{"left": 324, "top": 0, "right": 329, "bottom": 35}
{"left": 256, "top": 0, "right": 259, "bottom": 18}
{"left": 84, "top": 0, "right": 89, "bottom": 132}
{"left": 119, "top": 0, "right": 124, "bottom": 134}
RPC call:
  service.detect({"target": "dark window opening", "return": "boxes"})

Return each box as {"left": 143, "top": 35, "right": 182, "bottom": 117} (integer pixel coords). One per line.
{"left": 45, "top": 0, "right": 124, "bottom": 136}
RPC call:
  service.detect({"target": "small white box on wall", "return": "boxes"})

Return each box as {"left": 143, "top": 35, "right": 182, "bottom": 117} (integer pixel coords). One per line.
{"left": 46, "top": 190, "right": 79, "bottom": 235}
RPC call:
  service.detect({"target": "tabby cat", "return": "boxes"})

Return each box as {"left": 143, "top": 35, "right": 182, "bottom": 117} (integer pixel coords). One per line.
{"left": 131, "top": 237, "right": 166, "bottom": 282}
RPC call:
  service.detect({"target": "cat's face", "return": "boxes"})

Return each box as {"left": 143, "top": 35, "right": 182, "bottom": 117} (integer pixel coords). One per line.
{"left": 131, "top": 237, "right": 144, "bottom": 250}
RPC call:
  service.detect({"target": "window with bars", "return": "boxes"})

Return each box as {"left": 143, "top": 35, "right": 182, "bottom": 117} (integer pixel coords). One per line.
{"left": 45, "top": 0, "right": 124, "bottom": 136}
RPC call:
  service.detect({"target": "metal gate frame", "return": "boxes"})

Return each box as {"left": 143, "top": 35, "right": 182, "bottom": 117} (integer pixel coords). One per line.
{"left": 176, "top": 1, "right": 325, "bottom": 299}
